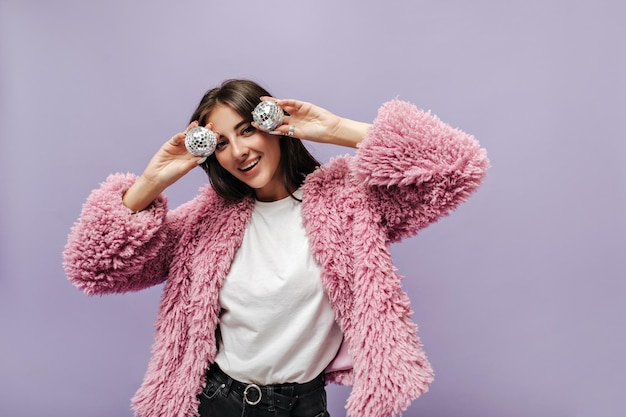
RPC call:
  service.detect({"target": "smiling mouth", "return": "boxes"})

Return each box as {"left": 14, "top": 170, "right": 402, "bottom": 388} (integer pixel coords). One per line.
{"left": 239, "top": 157, "right": 260, "bottom": 172}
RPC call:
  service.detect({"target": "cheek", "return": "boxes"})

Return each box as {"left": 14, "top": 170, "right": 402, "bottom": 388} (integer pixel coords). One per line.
{"left": 215, "top": 153, "right": 225, "bottom": 166}
{"left": 214, "top": 153, "right": 233, "bottom": 173}
{"left": 265, "top": 136, "right": 282, "bottom": 159}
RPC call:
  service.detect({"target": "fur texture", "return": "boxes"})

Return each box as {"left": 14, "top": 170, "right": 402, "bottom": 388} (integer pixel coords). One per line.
{"left": 64, "top": 100, "right": 489, "bottom": 417}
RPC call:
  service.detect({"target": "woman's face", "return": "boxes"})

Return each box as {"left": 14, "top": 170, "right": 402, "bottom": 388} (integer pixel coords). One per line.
{"left": 209, "top": 104, "right": 286, "bottom": 202}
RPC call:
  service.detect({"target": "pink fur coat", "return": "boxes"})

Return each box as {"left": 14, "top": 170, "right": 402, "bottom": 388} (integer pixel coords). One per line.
{"left": 64, "top": 100, "right": 489, "bottom": 417}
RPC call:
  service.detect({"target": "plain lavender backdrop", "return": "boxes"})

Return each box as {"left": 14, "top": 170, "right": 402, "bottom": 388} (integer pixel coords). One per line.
{"left": 1, "top": 1, "right": 624, "bottom": 416}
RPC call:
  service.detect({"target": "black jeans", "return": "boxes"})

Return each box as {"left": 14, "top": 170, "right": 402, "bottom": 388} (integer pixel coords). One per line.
{"left": 197, "top": 364, "right": 330, "bottom": 417}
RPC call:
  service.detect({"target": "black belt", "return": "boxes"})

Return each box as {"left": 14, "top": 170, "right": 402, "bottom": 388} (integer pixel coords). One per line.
{"left": 208, "top": 364, "right": 325, "bottom": 408}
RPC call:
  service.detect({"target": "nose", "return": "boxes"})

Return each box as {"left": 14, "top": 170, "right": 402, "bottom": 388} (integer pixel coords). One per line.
{"left": 229, "top": 137, "right": 249, "bottom": 159}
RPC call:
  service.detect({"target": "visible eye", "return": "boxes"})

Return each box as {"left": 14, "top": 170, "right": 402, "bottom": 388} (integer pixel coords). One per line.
{"left": 215, "top": 140, "right": 227, "bottom": 151}
{"left": 241, "top": 125, "right": 256, "bottom": 136}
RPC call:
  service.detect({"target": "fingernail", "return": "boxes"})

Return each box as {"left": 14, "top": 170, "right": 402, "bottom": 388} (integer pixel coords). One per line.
{"left": 268, "top": 130, "right": 282, "bottom": 135}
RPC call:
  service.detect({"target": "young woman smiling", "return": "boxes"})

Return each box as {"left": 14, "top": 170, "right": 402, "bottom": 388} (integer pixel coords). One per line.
{"left": 64, "top": 79, "right": 489, "bottom": 417}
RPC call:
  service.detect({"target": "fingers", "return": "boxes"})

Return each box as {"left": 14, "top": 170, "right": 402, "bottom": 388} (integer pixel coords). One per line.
{"left": 267, "top": 126, "right": 286, "bottom": 135}
{"left": 274, "top": 99, "right": 301, "bottom": 115}
{"left": 274, "top": 98, "right": 298, "bottom": 108}
{"left": 259, "top": 96, "right": 301, "bottom": 113}
{"left": 170, "top": 131, "right": 186, "bottom": 146}
{"left": 260, "top": 96, "right": 280, "bottom": 103}
{"left": 171, "top": 121, "right": 199, "bottom": 146}
{"left": 268, "top": 123, "right": 298, "bottom": 138}
{"left": 186, "top": 120, "right": 199, "bottom": 131}
{"left": 256, "top": 97, "right": 305, "bottom": 138}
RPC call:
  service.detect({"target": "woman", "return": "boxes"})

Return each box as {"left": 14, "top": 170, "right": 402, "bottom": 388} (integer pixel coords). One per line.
{"left": 64, "top": 79, "right": 489, "bottom": 417}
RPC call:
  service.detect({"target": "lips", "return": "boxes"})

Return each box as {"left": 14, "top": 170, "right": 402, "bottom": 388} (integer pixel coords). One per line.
{"left": 238, "top": 157, "right": 260, "bottom": 172}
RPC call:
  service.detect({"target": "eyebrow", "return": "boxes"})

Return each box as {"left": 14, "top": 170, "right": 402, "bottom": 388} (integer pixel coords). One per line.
{"left": 233, "top": 119, "right": 249, "bottom": 131}
{"left": 214, "top": 117, "right": 251, "bottom": 138}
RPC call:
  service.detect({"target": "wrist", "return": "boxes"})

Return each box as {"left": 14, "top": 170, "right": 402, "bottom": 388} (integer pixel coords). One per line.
{"left": 327, "top": 118, "right": 371, "bottom": 148}
{"left": 123, "top": 175, "right": 165, "bottom": 213}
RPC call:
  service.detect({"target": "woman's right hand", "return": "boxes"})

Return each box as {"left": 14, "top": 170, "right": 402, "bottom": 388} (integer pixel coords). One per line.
{"left": 122, "top": 121, "right": 205, "bottom": 212}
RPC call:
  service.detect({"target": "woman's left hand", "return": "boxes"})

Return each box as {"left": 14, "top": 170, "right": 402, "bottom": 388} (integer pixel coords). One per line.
{"left": 255, "top": 97, "right": 371, "bottom": 149}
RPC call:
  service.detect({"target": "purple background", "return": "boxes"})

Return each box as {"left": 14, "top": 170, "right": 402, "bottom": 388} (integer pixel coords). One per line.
{"left": 1, "top": 1, "right": 624, "bottom": 416}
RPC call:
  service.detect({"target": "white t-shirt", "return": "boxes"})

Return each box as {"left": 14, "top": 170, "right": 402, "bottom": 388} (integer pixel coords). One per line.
{"left": 214, "top": 190, "right": 344, "bottom": 384}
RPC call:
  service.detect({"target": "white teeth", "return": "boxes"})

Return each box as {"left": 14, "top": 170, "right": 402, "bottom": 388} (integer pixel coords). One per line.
{"left": 240, "top": 157, "right": 260, "bottom": 171}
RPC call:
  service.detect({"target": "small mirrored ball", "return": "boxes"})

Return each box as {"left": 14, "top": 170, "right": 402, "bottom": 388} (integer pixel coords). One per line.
{"left": 252, "top": 101, "right": 285, "bottom": 131}
{"left": 185, "top": 126, "right": 217, "bottom": 157}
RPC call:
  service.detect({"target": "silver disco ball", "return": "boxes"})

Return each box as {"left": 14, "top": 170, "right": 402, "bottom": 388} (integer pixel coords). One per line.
{"left": 252, "top": 101, "right": 284, "bottom": 131}
{"left": 185, "top": 126, "right": 216, "bottom": 157}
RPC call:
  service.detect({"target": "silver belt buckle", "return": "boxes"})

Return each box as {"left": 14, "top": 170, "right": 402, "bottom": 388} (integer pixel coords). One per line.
{"left": 243, "top": 383, "right": 262, "bottom": 405}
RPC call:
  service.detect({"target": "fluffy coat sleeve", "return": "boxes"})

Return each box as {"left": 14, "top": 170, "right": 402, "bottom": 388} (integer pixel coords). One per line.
{"left": 63, "top": 173, "right": 180, "bottom": 295}
{"left": 353, "top": 99, "right": 489, "bottom": 242}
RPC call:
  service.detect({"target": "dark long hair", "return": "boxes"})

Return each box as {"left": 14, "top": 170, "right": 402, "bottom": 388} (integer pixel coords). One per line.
{"left": 189, "top": 79, "right": 321, "bottom": 201}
